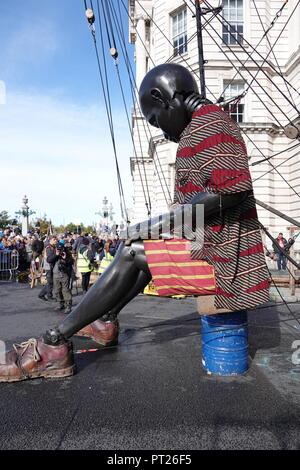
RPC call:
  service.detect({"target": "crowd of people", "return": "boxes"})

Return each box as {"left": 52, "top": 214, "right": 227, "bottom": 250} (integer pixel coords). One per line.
{"left": 0, "top": 228, "right": 297, "bottom": 306}
{"left": 0, "top": 228, "right": 294, "bottom": 276}
{"left": 0, "top": 227, "right": 122, "bottom": 313}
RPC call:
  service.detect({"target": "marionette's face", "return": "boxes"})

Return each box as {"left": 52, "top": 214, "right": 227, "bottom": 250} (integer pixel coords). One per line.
{"left": 139, "top": 64, "right": 198, "bottom": 143}
{"left": 144, "top": 91, "right": 190, "bottom": 143}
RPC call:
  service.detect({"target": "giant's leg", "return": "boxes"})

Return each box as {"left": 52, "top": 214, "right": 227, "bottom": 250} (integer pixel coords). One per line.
{"left": 75, "top": 268, "right": 151, "bottom": 345}
{"left": 57, "top": 241, "right": 150, "bottom": 339}
{"left": 106, "top": 269, "right": 151, "bottom": 319}
{"left": 0, "top": 241, "right": 151, "bottom": 382}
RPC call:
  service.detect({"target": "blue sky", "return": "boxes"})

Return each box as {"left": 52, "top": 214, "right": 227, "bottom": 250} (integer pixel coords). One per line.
{"left": 0, "top": 0, "right": 136, "bottom": 227}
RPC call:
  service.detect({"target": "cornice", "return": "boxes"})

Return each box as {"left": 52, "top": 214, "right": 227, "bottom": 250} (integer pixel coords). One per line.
{"left": 148, "top": 134, "right": 169, "bottom": 157}
{"left": 130, "top": 156, "right": 153, "bottom": 175}
{"left": 285, "top": 45, "right": 300, "bottom": 75}
{"left": 240, "top": 122, "right": 283, "bottom": 136}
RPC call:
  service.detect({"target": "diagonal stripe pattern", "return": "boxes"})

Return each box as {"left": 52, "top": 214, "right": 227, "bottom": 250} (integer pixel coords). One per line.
{"left": 174, "top": 105, "right": 270, "bottom": 310}
{"left": 144, "top": 239, "right": 216, "bottom": 297}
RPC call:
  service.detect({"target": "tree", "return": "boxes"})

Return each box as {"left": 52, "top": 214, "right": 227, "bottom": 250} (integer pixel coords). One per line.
{"left": 30, "top": 214, "right": 53, "bottom": 235}
{"left": 53, "top": 222, "right": 96, "bottom": 235}
{"left": 84, "top": 225, "right": 94, "bottom": 233}
{"left": 54, "top": 222, "right": 81, "bottom": 234}
{"left": 0, "top": 211, "right": 13, "bottom": 229}
{"left": 65, "top": 223, "right": 78, "bottom": 233}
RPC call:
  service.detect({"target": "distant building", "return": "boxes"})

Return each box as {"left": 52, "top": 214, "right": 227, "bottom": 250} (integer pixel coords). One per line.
{"left": 128, "top": 0, "right": 300, "bottom": 251}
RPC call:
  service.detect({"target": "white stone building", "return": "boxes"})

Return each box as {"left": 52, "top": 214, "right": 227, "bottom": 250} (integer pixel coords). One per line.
{"left": 128, "top": 0, "right": 300, "bottom": 252}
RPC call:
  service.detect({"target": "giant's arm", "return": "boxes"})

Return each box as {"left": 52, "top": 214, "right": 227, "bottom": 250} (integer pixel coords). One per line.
{"left": 124, "top": 189, "right": 252, "bottom": 242}
{"left": 188, "top": 189, "right": 252, "bottom": 217}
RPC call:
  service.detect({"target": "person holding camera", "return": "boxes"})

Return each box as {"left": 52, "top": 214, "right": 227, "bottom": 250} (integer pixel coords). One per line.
{"left": 47, "top": 238, "right": 73, "bottom": 314}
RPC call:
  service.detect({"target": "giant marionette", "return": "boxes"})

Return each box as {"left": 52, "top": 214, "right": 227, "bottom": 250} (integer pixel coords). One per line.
{"left": 0, "top": 64, "right": 269, "bottom": 382}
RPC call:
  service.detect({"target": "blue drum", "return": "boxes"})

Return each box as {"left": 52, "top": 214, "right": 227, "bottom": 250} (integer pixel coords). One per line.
{"left": 201, "top": 310, "right": 248, "bottom": 375}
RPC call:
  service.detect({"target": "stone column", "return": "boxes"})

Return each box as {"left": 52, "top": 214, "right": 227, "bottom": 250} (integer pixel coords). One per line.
{"left": 21, "top": 195, "right": 29, "bottom": 236}
{"left": 135, "top": 15, "right": 147, "bottom": 89}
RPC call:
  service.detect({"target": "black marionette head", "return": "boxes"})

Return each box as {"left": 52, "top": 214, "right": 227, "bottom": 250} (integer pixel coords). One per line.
{"left": 139, "top": 63, "right": 203, "bottom": 142}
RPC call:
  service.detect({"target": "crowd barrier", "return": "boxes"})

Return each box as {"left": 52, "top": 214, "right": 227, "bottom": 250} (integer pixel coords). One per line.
{"left": 0, "top": 249, "right": 19, "bottom": 279}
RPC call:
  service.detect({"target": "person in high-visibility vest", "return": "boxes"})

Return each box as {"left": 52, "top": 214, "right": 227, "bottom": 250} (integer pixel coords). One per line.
{"left": 76, "top": 237, "right": 95, "bottom": 293}
{"left": 98, "top": 240, "right": 115, "bottom": 275}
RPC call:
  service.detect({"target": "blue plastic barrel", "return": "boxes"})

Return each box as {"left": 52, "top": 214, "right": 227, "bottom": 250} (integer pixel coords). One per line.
{"left": 201, "top": 310, "right": 248, "bottom": 375}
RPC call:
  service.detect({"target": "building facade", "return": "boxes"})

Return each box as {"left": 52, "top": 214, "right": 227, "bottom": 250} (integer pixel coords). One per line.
{"left": 128, "top": 0, "right": 300, "bottom": 251}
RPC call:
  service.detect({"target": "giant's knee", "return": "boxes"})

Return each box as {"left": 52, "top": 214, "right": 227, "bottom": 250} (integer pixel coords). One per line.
{"left": 130, "top": 241, "right": 150, "bottom": 274}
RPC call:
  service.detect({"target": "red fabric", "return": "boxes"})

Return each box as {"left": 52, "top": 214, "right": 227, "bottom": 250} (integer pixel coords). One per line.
{"left": 144, "top": 239, "right": 216, "bottom": 297}
{"left": 177, "top": 133, "right": 247, "bottom": 158}
{"left": 174, "top": 104, "right": 270, "bottom": 311}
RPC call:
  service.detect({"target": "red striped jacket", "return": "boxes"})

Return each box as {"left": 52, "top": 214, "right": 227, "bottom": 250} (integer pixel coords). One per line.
{"left": 174, "top": 105, "right": 270, "bottom": 310}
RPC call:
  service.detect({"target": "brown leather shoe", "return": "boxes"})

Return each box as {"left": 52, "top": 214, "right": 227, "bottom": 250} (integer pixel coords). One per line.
{"left": 0, "top": 338, "right": 75, "bottom": 383}
{"left": 75, "top": 319, "right": 119, "bottom": 346}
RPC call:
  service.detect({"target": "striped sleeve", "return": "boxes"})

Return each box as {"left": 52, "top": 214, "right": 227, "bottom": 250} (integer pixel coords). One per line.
{"left": 180, "top": 105, "right": 253, "bottom": 195}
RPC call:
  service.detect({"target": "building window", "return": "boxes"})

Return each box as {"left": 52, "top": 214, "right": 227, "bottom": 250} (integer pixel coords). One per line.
{"left": 171, "top": 8, "right": 187, "bottom": 56}
{"left": 223, "top": 82, "right": 245, "bottom": 122}
{"left": 222, "top": 0, "right": 243, "bottom": 45}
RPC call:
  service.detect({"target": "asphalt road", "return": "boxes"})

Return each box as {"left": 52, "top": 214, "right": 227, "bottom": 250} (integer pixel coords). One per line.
{"left": 1, "top": 280, "right": 300, "bottom": 450}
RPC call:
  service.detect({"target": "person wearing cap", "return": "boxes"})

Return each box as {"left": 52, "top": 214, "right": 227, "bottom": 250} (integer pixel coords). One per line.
{"left": 76, "top": 237, "right": 95, "bottom": 294}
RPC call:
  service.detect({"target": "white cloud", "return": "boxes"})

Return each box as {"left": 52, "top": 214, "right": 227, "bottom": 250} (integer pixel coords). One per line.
{"left": 0, "top": 90, "right": 134, "bottom": 226}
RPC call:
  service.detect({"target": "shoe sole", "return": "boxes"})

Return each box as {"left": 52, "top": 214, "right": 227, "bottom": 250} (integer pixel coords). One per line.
{"left": 74, "top": 331, "right": 118, "bottom": 347}
{"left": 0, "top": 364, "right": 76, "bottom": 383}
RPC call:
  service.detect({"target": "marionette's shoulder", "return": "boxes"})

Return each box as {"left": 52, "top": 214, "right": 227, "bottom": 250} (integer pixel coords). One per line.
{"left": 190, "top": 104, "right": 244, "bottom": 143}
{"left": 191, "top": 104, "right": 228, "bottom": 120}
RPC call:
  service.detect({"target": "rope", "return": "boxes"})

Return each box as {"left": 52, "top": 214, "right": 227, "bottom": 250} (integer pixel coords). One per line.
{"left": 202, "top": 0, "right": 300, "bottom": 110}
{"left": 116, "top": 0, "right": 173, "bottom": 205}
{"left": 252, "top": 0, "right": 298, "bottom": 111}
{"left": 88, "top": 0, "right": 128, "bottom": 222}
{"left": 216, "top": 0, "right": 300, "bottom": 102}
{"left": 132, "top": 0, "right": 219, "bottom": 102}
{"left": 253, "top": 146, "right": 300, "bottom": 183}
{"left": 204, "top": 20, "right": 297, "bottom": 130}
{"left": 99, "top": 0, "right": 152, "bottom": 216}
{"left": 251, "top": 142, "right": 300, "bottom": 167}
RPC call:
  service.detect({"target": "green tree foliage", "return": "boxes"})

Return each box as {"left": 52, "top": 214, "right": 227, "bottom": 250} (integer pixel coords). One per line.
{"left": 0, "top": 211, "right": 13, "bottom": 229}
{"left": 30, "top": 214, "right": 53, "bottom": 235}
{"left": 53, "top": 222, "right": 95, "bottom": 234}
{"left": 65, "top": 223, "right": 78, "bottom": 233}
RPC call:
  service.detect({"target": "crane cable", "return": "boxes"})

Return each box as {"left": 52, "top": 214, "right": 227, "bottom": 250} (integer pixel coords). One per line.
{"left": 106, "top": 0, "right": 171, "bottom": 210}
{"left": 83, "top": 0, "right": 128, "bottom": 223}
{"left": 252, "top": 0, "right": 298, "bottom": 111}
{"left": 133, "top": 0, "right": 300, "bottom": 195}
{"left": 99, "top": 0, "right": 153, "bottom": 216}
{"left": 116, "top": 0, "right": 173, "bottom": 205}
{"left": 202, "top": 0, "right": 300, "bottom": 114}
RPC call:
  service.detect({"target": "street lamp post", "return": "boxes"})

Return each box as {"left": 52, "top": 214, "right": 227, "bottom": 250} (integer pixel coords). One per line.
{"left": 15, "top": 195, "right": 36, "bottom": 236}
{"left": 95, "top": 196, "right": 113, "bottom": 235}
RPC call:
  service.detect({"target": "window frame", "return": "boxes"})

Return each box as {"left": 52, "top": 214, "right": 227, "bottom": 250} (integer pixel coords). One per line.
{"left": 223, "top": 81, "right": 246, "bottom": 123}
{"left": 170, "top": 7, "right": 188, "bottom": 57}
{"left": 222, "top": 0, "right": 244, "bottom": 46}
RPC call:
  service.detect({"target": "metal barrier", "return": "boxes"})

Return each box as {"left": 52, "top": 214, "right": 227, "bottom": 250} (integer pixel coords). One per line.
{"left": 0, "top": 249, "right": 19, "bottom": 279}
